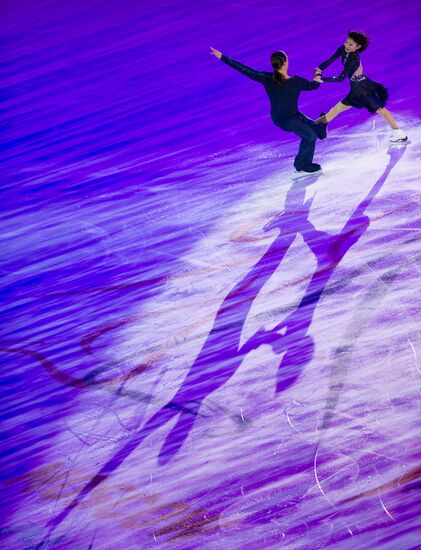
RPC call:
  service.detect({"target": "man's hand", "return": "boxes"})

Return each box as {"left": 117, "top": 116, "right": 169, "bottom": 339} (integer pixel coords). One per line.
{"left": 210, "top": 47, "right": 222, "bottom": 59}
{"left": 313, "top": 68, "right": 323, "bottom": 80}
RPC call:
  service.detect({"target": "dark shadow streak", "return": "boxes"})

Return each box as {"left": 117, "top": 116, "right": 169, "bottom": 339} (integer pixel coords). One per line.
{"left": 315, "top": 145, "right": 407, "bottom": 435}
{"left": 43, "top": 173, "right": 319, "bottom": 534}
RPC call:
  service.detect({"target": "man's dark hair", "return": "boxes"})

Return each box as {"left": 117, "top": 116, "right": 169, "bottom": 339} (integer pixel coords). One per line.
{"left": 271, "top": 51, "right": 288, "bottom": 84}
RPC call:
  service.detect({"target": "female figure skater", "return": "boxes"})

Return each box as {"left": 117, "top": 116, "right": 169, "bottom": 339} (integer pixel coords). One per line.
{"left": 210, "top": 47, "right": 327, "bottom": 173}
{"left": 313, "top": 31, "right": 407, "bottom": 142}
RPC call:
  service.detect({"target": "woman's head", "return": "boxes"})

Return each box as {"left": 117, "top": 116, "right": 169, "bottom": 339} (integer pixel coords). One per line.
{"left": 270, "top": 51, "right": 288, "bottom": 83}
{"left": 345, "top": 31, "right": 369, "bottom": 53}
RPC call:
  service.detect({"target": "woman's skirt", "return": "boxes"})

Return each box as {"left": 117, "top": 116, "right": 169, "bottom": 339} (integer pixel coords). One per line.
{"left": 342, "top": 77, "right": 389, "bottom": 114}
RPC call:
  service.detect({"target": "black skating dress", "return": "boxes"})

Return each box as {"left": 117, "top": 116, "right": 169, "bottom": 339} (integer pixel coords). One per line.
{"left": 317, "top": 45, "right": 388, "bottom": 113}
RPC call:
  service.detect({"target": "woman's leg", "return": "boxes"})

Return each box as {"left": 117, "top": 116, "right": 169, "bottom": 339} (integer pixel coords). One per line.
{"left": 316, "top": 102, "right": 352, "bottom": 124}
{"left": 379, "top": 108, "right": 408, "bottom": 141}
{"left": 376, "top": 107, "right": 399, "bottom": 129}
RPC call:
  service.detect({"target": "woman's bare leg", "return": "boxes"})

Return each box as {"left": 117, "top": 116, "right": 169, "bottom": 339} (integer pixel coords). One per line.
{"left": 377, "top": 107, "right": 399, "bottom": 129}
{"left": 325, "top": 102, "right": 352, "bottom": 122}
{"left": 316, "top": 102, "right": 352, "bottom": 124}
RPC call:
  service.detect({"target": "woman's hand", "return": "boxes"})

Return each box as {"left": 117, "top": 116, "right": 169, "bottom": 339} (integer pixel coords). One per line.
{"left": 210, "top": 47, "right": 222, "bottom": 59}
{"left": 313, "top": 75, "right": 323, "bottom": 82}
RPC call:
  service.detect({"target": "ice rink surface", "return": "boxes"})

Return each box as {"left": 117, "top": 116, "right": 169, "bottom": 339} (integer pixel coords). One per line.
{"left": 1, "top": 1, "right": 420, "bottom": 548}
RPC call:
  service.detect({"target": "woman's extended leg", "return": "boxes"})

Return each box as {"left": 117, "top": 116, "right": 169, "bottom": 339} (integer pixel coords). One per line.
{"left": 316, "top": 102, "right": 351, "bottom": 124}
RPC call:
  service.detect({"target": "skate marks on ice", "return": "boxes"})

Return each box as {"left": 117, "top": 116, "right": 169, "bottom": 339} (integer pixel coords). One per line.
{"left": 41, "top": 144, "right": 412, "bottom": 539}
{"left": 312, "top": 145, "right": 421, "bottom": 523}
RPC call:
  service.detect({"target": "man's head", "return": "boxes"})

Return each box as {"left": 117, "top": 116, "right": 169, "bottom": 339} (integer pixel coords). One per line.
{"left": 270, "top": 50, "right": 288, "bottom": 71}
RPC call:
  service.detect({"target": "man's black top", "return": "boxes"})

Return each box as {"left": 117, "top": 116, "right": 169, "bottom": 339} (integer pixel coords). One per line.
{"left": 317, "top": 45, "right": 361, "bottom": 82}
{"left": 221, "top": 54, "right": 320, "bottom": 122}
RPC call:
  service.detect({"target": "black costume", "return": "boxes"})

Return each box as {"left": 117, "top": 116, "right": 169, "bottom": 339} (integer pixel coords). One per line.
{"left": 221, "top": 54, "right": 326, "bottom": 171}
{"left": 317, "top": 45, "right": 388, "bottom": 113}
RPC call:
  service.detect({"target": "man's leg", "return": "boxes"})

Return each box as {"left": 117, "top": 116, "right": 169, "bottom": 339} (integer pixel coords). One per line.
{"left": 298, "top": 112, "right": 327, "bottom": 139}
{"left": 296, "top": 137, "right": 316, "bottom": 170}
{"left": 286, "top": 117, "right": 318, "bottom": 170}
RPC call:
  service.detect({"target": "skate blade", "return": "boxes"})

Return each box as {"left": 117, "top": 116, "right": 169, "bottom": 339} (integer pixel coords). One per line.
{"left": 389, "top": 136, "right": 409, "bottom": 143}
{"left": 293, "top": 170, "right": 322, "bottom": 179}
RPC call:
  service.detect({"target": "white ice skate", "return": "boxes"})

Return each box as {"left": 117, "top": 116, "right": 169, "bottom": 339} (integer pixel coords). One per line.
{"left": 389, "top": 128, "right": 408, "bottom": 142}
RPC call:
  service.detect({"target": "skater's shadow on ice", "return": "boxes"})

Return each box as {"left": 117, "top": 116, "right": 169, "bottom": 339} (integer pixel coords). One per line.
{"left": 246, "top": 144, "right": 407, "bottom": 392}
{"left": 47, "top": 145, "right": 406, "bottom": 534}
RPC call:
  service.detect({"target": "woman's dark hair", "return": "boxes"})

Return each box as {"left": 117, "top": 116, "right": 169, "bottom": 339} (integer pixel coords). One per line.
{"left": 348, "top": 31, "right": 369, "bottom": 52}
{"left": 270, "top": 51, "right": 287, "bottom": 84}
